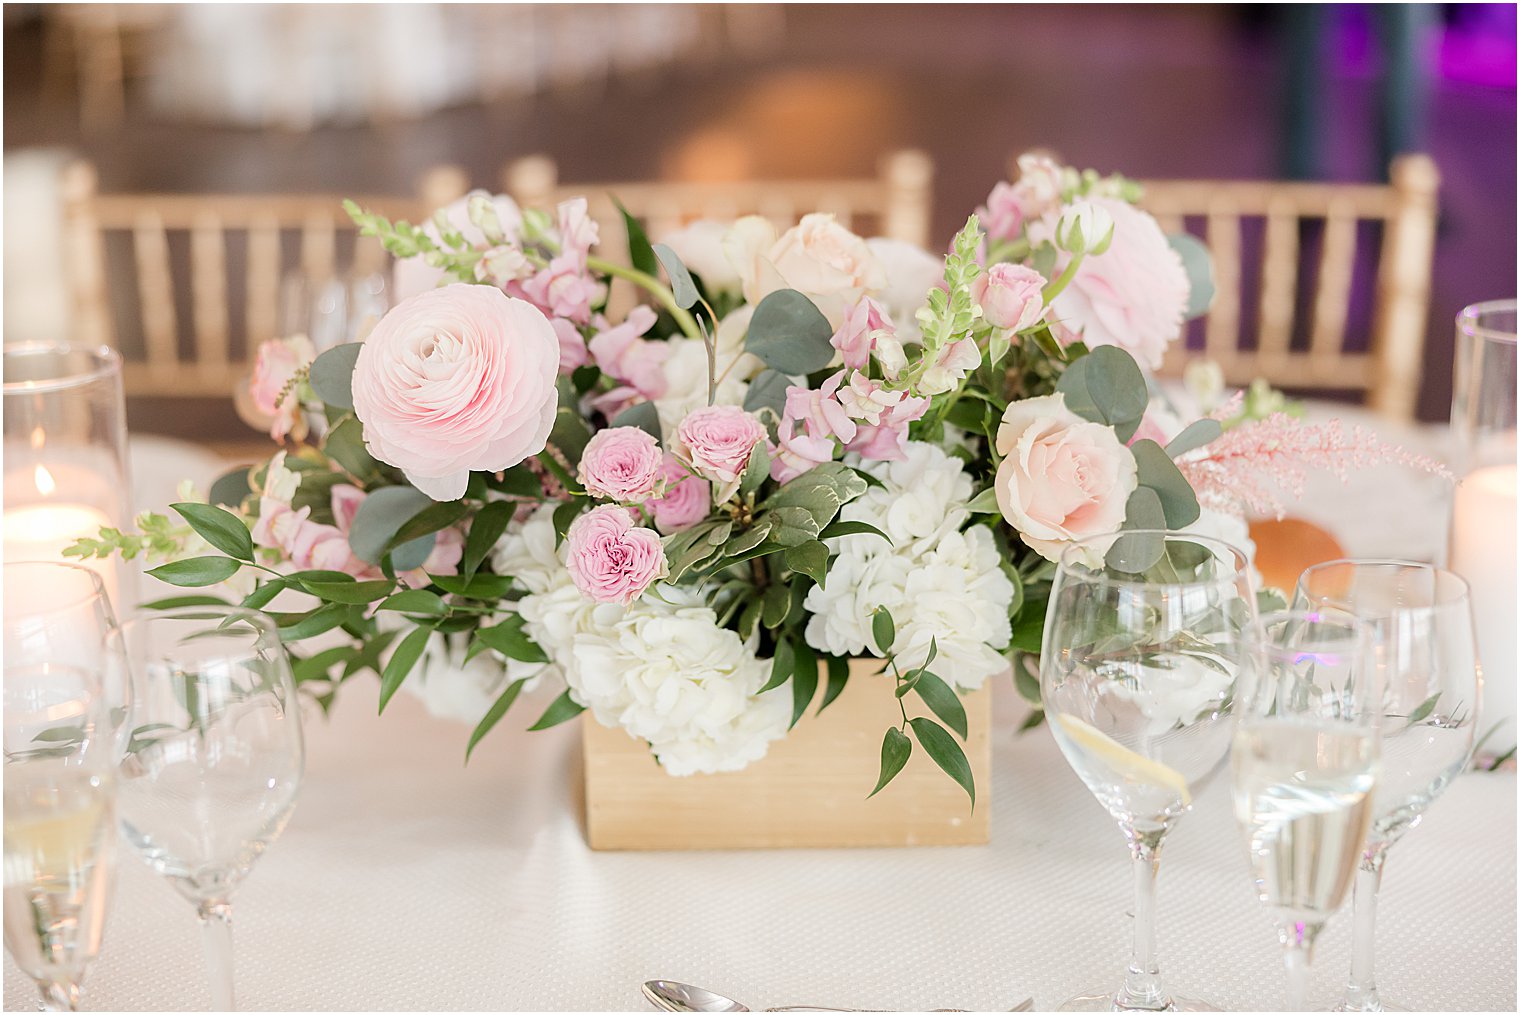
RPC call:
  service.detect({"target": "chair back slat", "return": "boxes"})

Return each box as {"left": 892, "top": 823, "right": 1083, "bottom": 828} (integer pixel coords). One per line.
{"left": 59, "top": 161, "right": 469, "bottom": 398}
{"left": 1137, "top": 153, "right": 1439, "bottom": 421}
{"left": 131, "top": 212, "right": 178, "bottom": 370}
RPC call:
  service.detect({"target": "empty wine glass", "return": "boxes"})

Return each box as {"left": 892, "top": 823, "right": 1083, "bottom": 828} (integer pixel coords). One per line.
{"left": 108, "top": 607, "right": 305, "bottom": 1011}
{"left": 3, "top": 662, "right": 118, "bottom": 1012}
{"left": 4, "top": 562, "right": 128, "bottom": 753}
{"left": 1293, "top": 561, "right": 1480, "bottom": 1012}
{"left": 1041, "top": 529, "right": 1257, "bottom": 1011}
{"left": 1231, "top": 610, "right": 1383, "bottom": 1012}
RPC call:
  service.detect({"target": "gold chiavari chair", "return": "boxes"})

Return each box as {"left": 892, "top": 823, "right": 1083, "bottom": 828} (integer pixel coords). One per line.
{"left": 1136, "top": 154, "right": 1439, "bottom": 421}
{"left": 501, "top": 150, "right": 934, "bottom": 316}
{"left": 59, "top": 162, "right": 469, "bottom": 399}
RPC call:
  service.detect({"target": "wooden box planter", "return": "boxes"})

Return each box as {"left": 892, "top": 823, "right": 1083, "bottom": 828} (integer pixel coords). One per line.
{"left": 581, "top": 657, "right": 991, "bottom": 850}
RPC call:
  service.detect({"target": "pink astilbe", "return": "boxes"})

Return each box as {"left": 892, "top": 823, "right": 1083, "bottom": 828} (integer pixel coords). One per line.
{"left": 1178, "top": 413, "right": 1451, "bottom": 518}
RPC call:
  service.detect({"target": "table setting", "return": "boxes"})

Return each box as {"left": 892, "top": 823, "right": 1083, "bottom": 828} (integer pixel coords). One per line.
{"left": 3, "top": 149, "right": 1515, "bottom": 1013}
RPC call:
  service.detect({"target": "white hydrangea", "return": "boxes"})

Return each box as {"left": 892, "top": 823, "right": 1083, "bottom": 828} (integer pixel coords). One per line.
{"left": 495, "top": 505, "right": 789, "bottom": 775}
{"left": 804, "top": 442, "right": 1014, "bottom": 690}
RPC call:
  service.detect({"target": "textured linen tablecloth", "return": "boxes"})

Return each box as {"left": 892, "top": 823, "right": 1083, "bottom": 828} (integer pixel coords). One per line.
{"left": 6, "top": 412, "right": 1513, "bottom": 1012}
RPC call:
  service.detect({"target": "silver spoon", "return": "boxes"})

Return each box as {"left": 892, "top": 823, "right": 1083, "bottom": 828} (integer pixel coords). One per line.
{"left": 642, "top": 979, "right": 1033, "bottom": 1013}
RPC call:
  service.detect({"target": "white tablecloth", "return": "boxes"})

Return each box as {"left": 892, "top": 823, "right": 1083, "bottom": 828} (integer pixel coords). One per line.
{"left": 7, "top": 408, "right": 1513, "bottom": 1012}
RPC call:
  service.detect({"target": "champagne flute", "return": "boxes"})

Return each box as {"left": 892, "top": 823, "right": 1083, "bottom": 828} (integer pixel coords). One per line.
{"left": 108, "top": 607, "right": 305, "bottom": 1011}
{"left": 3, "top": 562, "right": 128, "bottom": 754}
{"left": 3, "top": 663, "right": 118, "bottom": 1012}
{"left": 1293, "top": 561, "right": 1480, "bottom": 1012}
{"left": 1231, "top": 610, "right": 1383, "bottom": 1012}
{"left": 1041, "top": 529, "right": 1256, "bottom": 1011}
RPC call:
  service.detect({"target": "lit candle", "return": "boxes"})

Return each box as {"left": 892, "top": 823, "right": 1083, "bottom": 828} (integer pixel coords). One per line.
{"left": 3, "top": 464, "right": 119, "bottom": 602}
{"left": 1449, "top": 462, "right": 1518, "bottom": 748}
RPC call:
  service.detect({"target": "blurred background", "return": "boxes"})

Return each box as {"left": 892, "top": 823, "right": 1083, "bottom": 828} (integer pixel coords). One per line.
{"left": 3, "top": 2, "right": 1515, "bottom": 441}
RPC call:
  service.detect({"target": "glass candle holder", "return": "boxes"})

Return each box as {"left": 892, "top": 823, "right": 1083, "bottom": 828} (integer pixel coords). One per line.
{"left": 2, "top": 342, "right": 133, "bottom": 606}
{"left": 1447, "top": 300, "right": 1517, "bottom": 759}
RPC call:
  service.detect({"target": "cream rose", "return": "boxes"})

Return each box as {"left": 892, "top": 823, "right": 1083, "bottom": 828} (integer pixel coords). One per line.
{"left": 723, "top": 213, "right": 886, "bottom": 327}
{"left": 994, "top": 393, "right": 1138, "bottom": 564}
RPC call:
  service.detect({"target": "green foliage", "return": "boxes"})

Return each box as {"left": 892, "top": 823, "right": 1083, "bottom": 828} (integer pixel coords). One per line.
{"left": 170, "top": 502, "right": 253, "bottom": 561}
{"left": 745, "top": 289, "right": 835, "bottom": 375}
{"left": 348, "top": 487, "right": 435, "bottom": 564}
{"left": 613, "top": 197, "right": 658, "bottom": 277}
{"left": 308, "top": 343, "right": 362, "bottom": 410}
{"left": 871, "top": 606, "right": 895, "bottom": 654}
{"left": 1168, "top": 233, "right": 1216, "bottom": 319}
{"left": 378, "top": 626, "right": 432, "bottom": 714}
{"left": 916, "top": 216, "right": 983, "bottom": 355}
{"left": 1164, "top": 418, "right": 1223, "bottom": 458}
{"left": 528, "top": 689, "right": 586, "bottom": 730}
{"left": 909, "top": 716, "right": 974, "bottom": 807}
{"left": 466, "top": 679, "right": 529, "bottom": 761}
{"left": 651, "top": 243, "right": 700, "bottom": 310}
{"left": 145, "top": 555, "right": 243, "bottom": 587}
{"left": 1055, "top": 345, "right": 1149, "bottom": 442}
{"left": 462, "top": 501, "right": 515, "bottom": 581}
{"left": 742, "top": 368, "right": 790, "bottom": 419}
{"left": 610, "top": 400, "right": 662, "bottom": 441}
{"left": 868, "top": 727, "right": 912, "bottom": 798}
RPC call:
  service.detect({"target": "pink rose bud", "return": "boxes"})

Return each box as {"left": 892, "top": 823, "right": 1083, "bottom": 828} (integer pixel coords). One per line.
{"left": 351, "top": 284, "right": 561, "bottom": 502}
{"left": 976, "top": 181, "right": 1025, "bottom": 243}
{"left": 648, "top": 454, "right": 711, "bottom": 534}
{"left": 577, "top": 426, "right": 666, "bottom": 503}
{"left": 565, "top": 505, "right": 668, "bottom": 605}
{"left": 972, "top": 263, "right": 1047, "bottom": 332}
{"left": 250, "top": 334, "right": 316, "bottom": 441}
{"left": 676, "top": 404, "right": 767, "bottom": 486}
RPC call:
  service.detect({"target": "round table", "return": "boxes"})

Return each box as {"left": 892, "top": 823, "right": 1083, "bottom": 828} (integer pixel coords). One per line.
{"left": 6, "top": 408, "right": 1513, "bottom": 1012}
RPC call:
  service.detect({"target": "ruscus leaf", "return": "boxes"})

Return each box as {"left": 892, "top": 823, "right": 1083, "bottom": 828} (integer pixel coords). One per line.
{"left": 868, "top": 727, "right": 913, "bottom": 798}
{"left": 171, "top": 503, "right": 254, "bottom": 561}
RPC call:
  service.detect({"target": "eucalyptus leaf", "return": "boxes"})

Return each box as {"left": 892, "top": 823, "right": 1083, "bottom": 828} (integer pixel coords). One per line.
{"left": 1056, "top": 345, "right": 1149, "bottom": 442}
{"left": 1164, "top": 418, "right": 1223, "bottom": 458}
{"left": 389, "top": 533, "right": 436, "bottom": 573}
{"left": 745, "top": 289, "right": 834, "bottom": 375}
{"left": 742, "top": 368, "right": 792, "bottom": 419}
{"left": 323, "top": 416, "right": 377, "bottom": 479}
{"left": 298, "top": 579, "right": 394, "bottom": 605}
{"left": 611, "top": 400, "right": 662, "bottom": 441}
{"left": 277, "top": 604, "right": 353, "bottom": 642}
{"left": 431, "top": 573, "right": 513, "bottom": 598}
{"left": 308, "top": 343, "right": 363, "bottom": 410}
{"left": 348, "top": 486, "right": 434, "bottom": 565}
{"left": 208, "top": 467, "right": 252, "bottom": 509}
{"left": 1131, "top": 439, "right": 1201, "bottom": 528}
{"left": 1168, "top": 233, "right": 1216, "bottom": 319}
{"left": 867, "top": 727, "right": 912, "bottom": 798}
{"left": 141, "top": 594, "right": 232, "bottom": 610}
{"left": 651, "top": 243, "right": 700, "bottom": 310}
{"left": 548, "top": 407, "right": 593, "bottom": 464}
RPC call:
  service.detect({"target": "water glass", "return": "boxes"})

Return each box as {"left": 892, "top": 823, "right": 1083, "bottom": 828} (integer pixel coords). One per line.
{"left": 109, "top": 607, "right": 305, "bottom": 1011}
{"left": 3, "top": 663, "right": 118, "bottom": 1012}
{"left": 1231, "top": 610, "right": 1383, "bottom": 1012}
{"left": 1294, "top": 561, "right": 1480, "bottom": 1011}
{"left": 1041, "top": 530, "right": 1256, "bottom": 1012}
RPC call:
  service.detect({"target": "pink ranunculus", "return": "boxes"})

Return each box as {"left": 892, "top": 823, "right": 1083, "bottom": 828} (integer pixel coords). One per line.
{"left": 994, "top": 392, "right": 1138, "bottom": 564}
{"left": 588, "top": 306, "right": 668, "bottom": 399}
{"left": 770, "top": 426, "right": 835, "bottom": 483}
{"left": 550, "top": 318, "right": 589, "bottom": 374}
{"left": 843, "top": 393, "right": 929, "bottom": 462}
{"left": 676, "top": 404, "right": 767, "bottom": 487}
{"left": 250, "top": 334, "right": 316, "bottom": 441}
{"left": 724, "top": 213, "right": 886, "bottom": 327}
{"left": 565, "top": 505, "right": 668, "bottom": 605}
{"left": 972, "top": 263, "right": 1047, "bottom": 332}
{"left": 648, "top": 454, "right": 711, "bottom": 533}
{"left": 835, "top": 372, "right": 904, "bottom": 426}
{"left": 977, "top": 181, "right": 1024, "bottom": 243}
{"left": 519, "top": 253, "right": 604, "bottom": 326}
{"left": 918, "top": 338, "right": 982, "bottom": 395}
{"left": 1010, "top": 152, "right": 1067, "bottom": 219}
{"left": 578, "top": 426, "right": 666, "bottom": 503}
{"left": 1047, "top": 197, "right": 1190, "bottom": 370}
{"left": 830, "top": 296, "right": 893, "bottom": 371}
{"left": 351, "top": 283, "right": 561, "bottom": 502}
{"left": 785, "top": 370, "right": 856, "bottom": 444}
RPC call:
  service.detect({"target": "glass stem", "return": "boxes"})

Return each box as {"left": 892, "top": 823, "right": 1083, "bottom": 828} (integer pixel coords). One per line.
{"left": 1343, "top": 848, "right": 1387, "bottom": 1011}
{"left": 1280, "top": 919, "right": 1323, "bottom": 1012}
{"left": 38, "top": 980, "right": 80, "bottom": 1012}
{"left": 198, "top": 899, "right": 236, "bottom": 1011}
{"left": 1117, "top": 831, "right": 1168, "bottom": 1010}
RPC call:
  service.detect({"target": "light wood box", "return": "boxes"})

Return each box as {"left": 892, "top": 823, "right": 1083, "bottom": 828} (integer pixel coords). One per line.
{"left": 581, "top": 658, "right": 991, "bottom": 850}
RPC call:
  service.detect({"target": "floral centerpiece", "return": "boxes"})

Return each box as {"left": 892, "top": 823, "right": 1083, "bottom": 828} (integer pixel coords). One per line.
{"left": 71, "top": 152, "right": 1432, "bottom": 805}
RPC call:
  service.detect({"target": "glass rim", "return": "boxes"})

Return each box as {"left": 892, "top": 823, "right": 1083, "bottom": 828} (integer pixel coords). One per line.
{"left": 1056, "top": 528, "right": 1252, "bottom": 590}
{"left": 1295, "top": 557, "right": 1472, "bottom": 618}
{"left": 1457, "top": 299, "right": 1518, "bottom": 347}
{"left": 1, "top": 341, "right": 123, "bottom": 394}
{"left": 113, "top": 604, "right": 282, "bottom": 650}
{"left": 3, "top": 559, "right": 112, "bottom": 612}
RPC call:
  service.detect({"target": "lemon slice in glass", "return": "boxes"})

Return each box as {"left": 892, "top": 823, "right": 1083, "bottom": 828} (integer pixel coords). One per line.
{"left": 1055, "top": 715, "right": 1192, "bottom": 805}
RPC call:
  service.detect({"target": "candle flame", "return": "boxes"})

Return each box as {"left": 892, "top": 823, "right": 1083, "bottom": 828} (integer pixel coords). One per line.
{"left": 33, "top": 464, "right": 56, "bottom": 496}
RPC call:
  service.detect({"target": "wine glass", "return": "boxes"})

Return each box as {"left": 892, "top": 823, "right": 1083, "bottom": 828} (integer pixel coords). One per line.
{"left": 3, "top": 562, "right": 128, "bottom": 754}
{"left": 1041, "top": 529, "right": 1257, "bottom": 1011}
{"left": 1293, "top": 561, "right": 1480, "bottom": 1012}
{"left": 3, "top": 662, "right": 118, "bottom": 1012}
{"left": 1231, "top": 610, "right": 1383, "bottom": 1012}
{"left": 108, "top": 607, "right": 305, "bottom": 1011}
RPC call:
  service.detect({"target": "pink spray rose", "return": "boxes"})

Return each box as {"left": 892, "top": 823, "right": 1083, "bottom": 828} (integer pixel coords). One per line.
{"left": 676, "top": 405, "right": 767, "bottom": 487}
{"left": 829, "top": 297, "right": 894, "bottom": 371}
{"left": 972, "top": 263, "right": 1047, "bottom": 332}
{"left": 577, "top": 426, "right": 666, "bottom": 503}
{"left": 977, "top": 182, "right": 1024, "bottom": 243}
{"left": 588, "top": 306, "right": 668, "bottom": 399}
{"left": 1047, "top": 197, "right": 1190, "bottom": 370}
{"left": 565, "top": 505, "right": 668, "bottom": 605}
{"left": 351, "top": 284, "right": 560, "bottom": 502}
{"left": 993, "top": 393, "right": 1138, "bottom": 564}
{"left": 648, "top": 454, "right": 711, "bottom": 534}
{"left": 250, "top": 334, "right": 316, "bottom": 441}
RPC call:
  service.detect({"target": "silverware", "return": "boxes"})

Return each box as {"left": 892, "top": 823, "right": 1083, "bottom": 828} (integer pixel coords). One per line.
{"left": 641, "top": 979, "right": 1034, "bottom": 1013}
